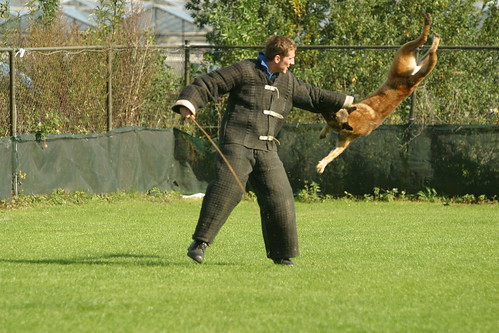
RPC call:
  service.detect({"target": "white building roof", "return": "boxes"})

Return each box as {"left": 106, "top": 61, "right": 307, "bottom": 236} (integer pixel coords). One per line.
{"left": 3, "top": 0, "right": 209, "bottom": 45}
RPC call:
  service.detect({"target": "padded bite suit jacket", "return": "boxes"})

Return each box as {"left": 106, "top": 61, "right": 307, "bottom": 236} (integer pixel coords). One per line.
{"left": 173, "top": 58, "right": 352, "bottom": 259}
{"left": 173, "top": 58, "right": 351, "bottom": 150}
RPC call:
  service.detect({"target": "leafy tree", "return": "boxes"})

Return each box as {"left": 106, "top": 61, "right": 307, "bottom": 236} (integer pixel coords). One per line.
{"left": 0, "top": 0, "right": 182, "bottom": 136}
{"left": 92, "top": 0, "right": 128, "bottom": 42}
{"left": 27, "top": 0, "right": 60, "bottom": 26}
{"left": 0, "top": 2, "right": 9, "bottom": 18}
{"left": 186, "top": 0, "right": 498, "bottom": 125}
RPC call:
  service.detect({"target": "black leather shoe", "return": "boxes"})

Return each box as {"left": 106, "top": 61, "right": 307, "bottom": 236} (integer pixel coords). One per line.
{"left": 273, "top": 258, "right": 295, "bottom": 266}
{"left": 187, "top": 240, "right": 208, "bottom": 264}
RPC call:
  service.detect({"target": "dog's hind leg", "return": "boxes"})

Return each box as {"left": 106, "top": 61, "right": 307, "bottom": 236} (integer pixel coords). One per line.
{"left": 389, "top": 14, "right": 432, "bottom": 77}
{"left": 402, "top": 13, "right": 432, "bottom": 52}
{"left": 414, "top": 33, "right": 440, "bottom": 76}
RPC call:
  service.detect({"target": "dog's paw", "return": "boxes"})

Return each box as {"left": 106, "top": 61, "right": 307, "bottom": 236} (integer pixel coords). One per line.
{"left": 316, "top": 160, "right": 327, "bottom": 174}
{"left": 424, "top": 13, "right": 432, "bottom": 25}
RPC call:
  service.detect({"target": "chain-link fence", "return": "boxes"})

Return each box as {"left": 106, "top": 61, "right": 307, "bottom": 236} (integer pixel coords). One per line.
{"left": 0, "top": 45, "right": 186, "bottom": 137}
{"left": 1, "top": 44, "right": 498, "bottom": 139}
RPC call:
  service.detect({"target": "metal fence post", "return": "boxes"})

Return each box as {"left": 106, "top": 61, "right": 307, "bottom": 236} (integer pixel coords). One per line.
{"left": 107, "top": 48, "right": 113, "bottom": 131}
{"left": 408, "top": 91, "right": 416, "bottom": 124}
{"left": 9, "top": 50, "right": 16, "bottom": 138}
{"left": 184, "top": 40, "right": 190, "bottom": 86}
{"left": 9, "top": 49, "right": 18, "bottom": 197}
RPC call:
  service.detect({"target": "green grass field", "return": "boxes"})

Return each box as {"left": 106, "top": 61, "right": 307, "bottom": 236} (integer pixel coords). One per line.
{"left": 1, "top": 199, "right": 497, "bottom": 332}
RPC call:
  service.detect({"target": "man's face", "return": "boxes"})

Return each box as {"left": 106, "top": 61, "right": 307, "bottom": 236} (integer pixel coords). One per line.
{"left": 275, "top": 49, "right": 295, "bottom": 73}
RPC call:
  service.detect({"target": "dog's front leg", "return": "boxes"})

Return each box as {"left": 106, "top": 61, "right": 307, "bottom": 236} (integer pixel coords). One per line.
{"left": 319, "top": 125, "right": 330, "bottom": 139}
{"left": 316, "top": 146, "right": 345, "bottom": 174}
{"left": 316, "top": 133, "right": 355, "bottom": 174}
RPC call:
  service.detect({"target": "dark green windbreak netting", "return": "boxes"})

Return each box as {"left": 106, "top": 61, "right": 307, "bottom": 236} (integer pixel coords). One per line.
{"left": 278, "top": 124, "right": 498, "bottom": 197}
{"left": 0, "top": 137, "right": 12, "bottom": 199}
{"left": 1, "top": 125, "right": 498, "bottom": 200}
{"left": 0, "top": 127, "right": 214, "bottom": 199}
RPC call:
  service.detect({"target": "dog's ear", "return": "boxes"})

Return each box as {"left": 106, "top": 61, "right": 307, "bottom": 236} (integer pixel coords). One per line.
{"left": 341, "top": 122, "right": 353, "bottom": 131}
{"left": 347, "top": 106, "right": 357, "bottom": 114}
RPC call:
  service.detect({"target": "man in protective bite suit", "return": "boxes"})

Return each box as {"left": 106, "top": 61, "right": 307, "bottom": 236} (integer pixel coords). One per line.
{"left": 173, "top": 36, "right": 354, "bottom": 265}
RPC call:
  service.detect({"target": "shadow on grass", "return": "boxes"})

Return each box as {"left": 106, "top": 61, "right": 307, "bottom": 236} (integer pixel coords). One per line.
{"left": 1, "top": 253, "right": 184, "bottom": 267}
{"left": 0, "top": 253, "right": 240, "bottom": 267}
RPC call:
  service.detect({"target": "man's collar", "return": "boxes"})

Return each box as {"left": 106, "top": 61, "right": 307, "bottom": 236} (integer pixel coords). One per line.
{"left": 258, "top": 52, "right": 276, "bottom": 80}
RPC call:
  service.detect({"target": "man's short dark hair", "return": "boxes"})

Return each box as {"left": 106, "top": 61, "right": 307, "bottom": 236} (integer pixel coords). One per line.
{"left": 264, "top": 36, "right": 297, "bottom": 61}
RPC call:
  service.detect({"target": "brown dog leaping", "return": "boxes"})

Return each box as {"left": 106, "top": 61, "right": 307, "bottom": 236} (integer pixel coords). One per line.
{"left": 316, "top": 13, "right": 440, "bottom": 174}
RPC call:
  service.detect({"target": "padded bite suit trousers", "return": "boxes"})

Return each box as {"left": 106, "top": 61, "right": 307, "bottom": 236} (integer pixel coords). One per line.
{"left": 192, "top": 143, "right": 299, "bottom": 259}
